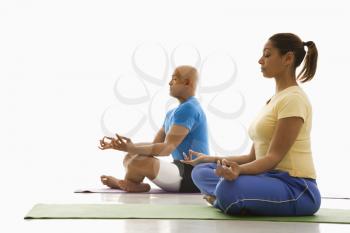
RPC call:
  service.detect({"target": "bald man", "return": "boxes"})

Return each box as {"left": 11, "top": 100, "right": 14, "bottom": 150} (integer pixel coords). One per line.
{"left": 99, "top": 65, "right": 209, "bottom": 192}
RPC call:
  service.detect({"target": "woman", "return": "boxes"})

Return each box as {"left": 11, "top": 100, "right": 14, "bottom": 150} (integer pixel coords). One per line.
{"left": 181, "top": 33, "right": 321, "bottom": 216}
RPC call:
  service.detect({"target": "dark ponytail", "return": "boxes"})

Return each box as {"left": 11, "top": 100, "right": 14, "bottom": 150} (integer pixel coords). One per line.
{"left": 269, "top": 33, "right": 318, "bottom": 83}
{"left": 298, "top": 41, "right": 318, "bottom": 82}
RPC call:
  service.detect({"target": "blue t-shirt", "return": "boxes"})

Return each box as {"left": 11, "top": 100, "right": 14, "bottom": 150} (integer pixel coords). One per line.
{"left": 163, "top": 96, "right": 209, "bottom": 160}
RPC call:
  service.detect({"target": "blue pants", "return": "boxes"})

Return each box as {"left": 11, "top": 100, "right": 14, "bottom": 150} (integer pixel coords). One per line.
{"left": 191, "top": 163, "right": 321, "bottom": 216}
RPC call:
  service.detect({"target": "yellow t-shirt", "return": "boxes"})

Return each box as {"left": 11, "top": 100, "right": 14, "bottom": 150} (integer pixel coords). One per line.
{"left": 248, "top": 86, "right": 316, "bottom": 179}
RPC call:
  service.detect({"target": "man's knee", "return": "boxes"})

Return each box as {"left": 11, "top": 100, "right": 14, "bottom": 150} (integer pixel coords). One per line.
{"left": 125, "top": 155, "right": 152, "bottom": 170}
{"left": 123, "top": 153, "right": 138, "bottom": 167}
{"left": 125, "top": 155, "right": 159, "bottom": 180}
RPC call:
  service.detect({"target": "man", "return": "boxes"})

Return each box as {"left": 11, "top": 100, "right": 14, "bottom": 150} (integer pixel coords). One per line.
{"left": 99, "top": 65, "right": 209, "bottom": 192}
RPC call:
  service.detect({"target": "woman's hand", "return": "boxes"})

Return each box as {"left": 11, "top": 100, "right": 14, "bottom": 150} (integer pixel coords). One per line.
{"left": 180, "top": 149, "right": 211, "bottom": 166}
{"left": 215, "top": 159, "right": 240, "bottom": 181}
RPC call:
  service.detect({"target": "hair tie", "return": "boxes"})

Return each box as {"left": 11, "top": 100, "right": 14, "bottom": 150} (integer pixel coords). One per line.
{"left": 303, "top": 42, "right": 308, "bottom": 46}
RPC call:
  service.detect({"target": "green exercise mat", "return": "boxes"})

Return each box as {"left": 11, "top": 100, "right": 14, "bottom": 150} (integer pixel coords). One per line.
{"left": 24, "top": 204, "right": 350, "bottom": 224}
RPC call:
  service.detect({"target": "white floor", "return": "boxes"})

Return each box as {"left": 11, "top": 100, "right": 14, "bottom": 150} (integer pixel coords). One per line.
{"left": 7, "top": 189, "right": 350, "bottom": 233}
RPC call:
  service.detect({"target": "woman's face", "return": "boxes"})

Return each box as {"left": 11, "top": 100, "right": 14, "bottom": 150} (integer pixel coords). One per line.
{"left": 258, "top": 40, "right": 286, "bottom": 78}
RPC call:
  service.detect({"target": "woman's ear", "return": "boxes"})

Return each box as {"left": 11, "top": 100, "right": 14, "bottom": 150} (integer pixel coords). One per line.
{"left": 283, "top": 51, "right": 295, "bottom": 66}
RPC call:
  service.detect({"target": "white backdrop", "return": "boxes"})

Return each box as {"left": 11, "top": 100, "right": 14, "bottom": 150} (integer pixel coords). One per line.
{"left": 1, "top": 0, "right": 349, "bottom": 219}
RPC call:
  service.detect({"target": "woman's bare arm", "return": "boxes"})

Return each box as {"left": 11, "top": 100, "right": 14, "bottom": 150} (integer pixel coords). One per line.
{"left": 239, "top": 117, "right": 304, "bottom": 175}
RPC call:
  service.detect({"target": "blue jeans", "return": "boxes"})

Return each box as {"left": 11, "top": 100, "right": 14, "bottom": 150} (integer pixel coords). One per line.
{"left": 191, "top": 163, "right": 321, "bottom": 216}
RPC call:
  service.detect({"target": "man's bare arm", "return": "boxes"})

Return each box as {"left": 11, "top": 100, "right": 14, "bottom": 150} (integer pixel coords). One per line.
{"left": 152, "top": 128, "right": 166, "bottom": 143}
{"left": 124, "top": 125, "right": 189, "bottom": 156}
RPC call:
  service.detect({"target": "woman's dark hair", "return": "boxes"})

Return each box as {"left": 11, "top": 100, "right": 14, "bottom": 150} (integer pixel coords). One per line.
{"left": 269, "top": 33, "right": 318, "bottom": 83}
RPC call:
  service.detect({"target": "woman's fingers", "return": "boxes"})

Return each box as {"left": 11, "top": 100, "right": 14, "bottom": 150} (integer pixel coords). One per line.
{"left": 222, "top": 159, "right": 228, "bottom": 167}
{"left": 216, "top": 160, "right": 223, "bottom": 176}
{"left": 216, "top": 160, "right": 221, "bottom": 172}
{"left": 216, "top": 160, "right": 234, "bottom": 178}
{"left": 223, "top": 159, "right": 236, "bottom": 167}
{"left": 216, "top": 168, "right": 222, "bottom": 176}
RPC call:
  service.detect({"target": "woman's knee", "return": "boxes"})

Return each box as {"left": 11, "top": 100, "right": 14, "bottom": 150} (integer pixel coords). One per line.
{"left": 191, "top": 163, "right": 212, "bottom": 183}
{"left": 215, "top": 177, "right": 254, "bottom": 212}
{"left": 215, "top": 176, "right": 247, "bottom": 196}
{"left": 215, "top": 179, "right": 235, "bottom": 201}
{"left": 214, "top": 179, "right": 241, "bottom": 214}
{"left": 296, "top": 182, "right": 321, "bottom": 215}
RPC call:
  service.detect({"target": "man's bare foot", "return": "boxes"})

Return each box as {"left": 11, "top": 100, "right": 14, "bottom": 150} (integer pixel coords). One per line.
{"left": 100, "top": 175, "right": 151, "bottom": 192}
{"left": 118, "top": 180, "right": 151, "bottom": 193}
{"left": 203, "top": 195, "right": 216, "bottom": 205}
{"left": 100, "top": 175, "right": 123, "bottom": 189}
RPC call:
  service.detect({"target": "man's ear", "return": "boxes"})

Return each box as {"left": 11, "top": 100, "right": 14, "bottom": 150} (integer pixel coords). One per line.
{"left": 184, "top": 79, "right": 191, "bottom": 85}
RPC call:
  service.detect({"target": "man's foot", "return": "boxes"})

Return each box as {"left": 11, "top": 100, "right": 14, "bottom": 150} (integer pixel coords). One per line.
{"left": 101, "top": 175, "right": 151, "bottom": 192}
{"left": 118, "top": 179, "right": 151, "bottom": 193}
{"left": 100, "top": 175, "right": 123, "bottom": 189}
{"left": 203, "top": 195, "right": 216, "bottom": 205}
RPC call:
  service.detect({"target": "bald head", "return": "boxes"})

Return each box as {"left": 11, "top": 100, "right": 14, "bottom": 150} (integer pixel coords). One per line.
{"left": 169, "top": 65, "right": 198, "bottom": 101}
{"left": 173, "top": 65, "right": 198, "bottom": 88}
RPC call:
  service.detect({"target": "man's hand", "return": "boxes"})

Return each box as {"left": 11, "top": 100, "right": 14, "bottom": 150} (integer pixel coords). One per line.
{"left": 98, "top": 134, "right": 135, "bottom": 153}
{"left": 98, "top": 136, "right": 115, "bottom": 150}
{"left": 215, "top": 159, "right": 240, "bottom": 181}
{"left": 112, "top": 134, "right": 135, "bottom": 152}
{"left": 180, "top": 150, "right": 211, "bottom": 166}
